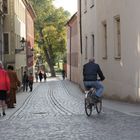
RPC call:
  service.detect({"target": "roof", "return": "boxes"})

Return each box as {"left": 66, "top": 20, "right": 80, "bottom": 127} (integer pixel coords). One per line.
{"left": 66, "top": 12, "right": 78, "bottom": 26}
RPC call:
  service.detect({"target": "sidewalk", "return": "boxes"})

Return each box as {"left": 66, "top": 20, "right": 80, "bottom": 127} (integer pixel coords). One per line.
{"left": 103, "top": 99, "right": 140, "bottom": 116}
{"left": 64, "top": 79, "right": 140, "bottom": 117}
{"left": 0, "top": 82, "right": 39, "bottom": 121}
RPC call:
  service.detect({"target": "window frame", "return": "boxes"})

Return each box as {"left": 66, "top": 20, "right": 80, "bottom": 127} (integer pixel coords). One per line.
{"left": 102, "top": 21, "right": 108, "bottom": 59}
{"left": 85, "top": 36, "right": 88, "bottom": 60}
{"left": 90, "top": 0, "right": 95, "bottom": 8}
{"left": 91, "top": 34, "right": 95, "bottom": 57}
{"left": 84, "top": 0, "right": 87, "bottom": 13}
{"left": 3, "top": 32, "right": 10, "bottom": 54}
{"left": 114, "top": 15, "right": 121, "bottom": 60}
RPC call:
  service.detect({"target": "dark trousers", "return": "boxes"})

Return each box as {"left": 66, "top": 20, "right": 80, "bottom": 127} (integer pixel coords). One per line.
{"left": 23, "top": 82, "right": 28, "bottom": 92}
{"left": 29, "top": 81, "right": 33, "bottom": 91}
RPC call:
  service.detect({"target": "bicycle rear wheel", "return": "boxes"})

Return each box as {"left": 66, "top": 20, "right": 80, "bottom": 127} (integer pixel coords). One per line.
{"left": 95, "top": 100, "right": 102, "bottom": 114}
{"left": 85, "top": 98, "right": 92, "bottom": 116}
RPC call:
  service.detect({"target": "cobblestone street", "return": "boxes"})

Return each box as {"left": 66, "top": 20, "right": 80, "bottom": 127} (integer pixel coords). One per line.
{"left": 0, "top": 78, "right": 140, "bottom": 140}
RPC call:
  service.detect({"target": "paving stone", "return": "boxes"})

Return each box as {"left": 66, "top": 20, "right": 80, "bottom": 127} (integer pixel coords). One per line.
{"left": 0, "top": 79, "right": 140, "bottom": 140}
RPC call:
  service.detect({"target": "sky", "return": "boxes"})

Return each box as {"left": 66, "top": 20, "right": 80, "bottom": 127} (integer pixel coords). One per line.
{"left": 53, "top": 0, "right": 77, "bottom": 15}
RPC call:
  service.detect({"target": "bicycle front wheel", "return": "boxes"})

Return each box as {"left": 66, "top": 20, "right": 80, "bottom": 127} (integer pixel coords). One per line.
{"left": 95, "top": 100, "right": 102, "bottom": 114}
{"left": 85, "top": 98, "right": 92, "bottom": 116}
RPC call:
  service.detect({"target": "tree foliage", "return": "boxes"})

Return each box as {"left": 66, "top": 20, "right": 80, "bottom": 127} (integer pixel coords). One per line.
{"left": 29, "top": 0, "right": 70, "bottom": 76}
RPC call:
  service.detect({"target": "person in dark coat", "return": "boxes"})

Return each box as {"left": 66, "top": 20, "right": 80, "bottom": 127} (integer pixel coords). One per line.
{"left": 44, "top": 73, "right": 47, "bottom": 82}
{"left": 83, "top": 58, "right": 105, "bottom": 99}
{"left": 61, "top": 69, "right": 66, "bottom": 80}
{"left": 22, "top": 71, "right": 28, "bottom": 92}
{"left": 7, "top": 65, "right": 20, "bottom": 108}
{"left": 39, "top": 71, "right": 43, "bottom": 82}
{"left": 28, "top": 72, "right": 34, "bottom": 92}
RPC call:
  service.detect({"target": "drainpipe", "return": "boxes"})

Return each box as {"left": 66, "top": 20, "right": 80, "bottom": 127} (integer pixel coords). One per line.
{"left": 68, "top": 24, "right": 72, "bottom": 81}
{"left": 79, "top": 0, "right": 82, "bottom": 54}
{"left": 0, "top": 15, "right": 2, "bottom": 61}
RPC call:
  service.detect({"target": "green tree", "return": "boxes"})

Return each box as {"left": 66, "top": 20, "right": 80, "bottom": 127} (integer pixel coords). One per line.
{"left": 30, "top": 0, "right": 70, "bottom": 77}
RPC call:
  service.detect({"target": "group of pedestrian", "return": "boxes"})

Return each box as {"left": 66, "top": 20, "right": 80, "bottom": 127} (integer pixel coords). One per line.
{"left": 0, "top": 61, "right": 21, "bottom": 116}
{"left": 35, "top": 71, "right": 47, "bottom": 82}
{"left": 22, "top": 71, "right": 34, "bottom": 92}
{"left": 0, "top": 60, "right": 35, "bottom": 116}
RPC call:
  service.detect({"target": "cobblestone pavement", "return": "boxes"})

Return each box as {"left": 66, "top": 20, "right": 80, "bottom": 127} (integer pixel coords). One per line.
{"left": 0, "top": 78, "right": 140, "bottom": 140}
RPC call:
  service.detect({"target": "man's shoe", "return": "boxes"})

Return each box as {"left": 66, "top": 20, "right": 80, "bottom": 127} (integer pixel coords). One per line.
{"left": 93, "top": 95, "right": 100, "bottom": 102}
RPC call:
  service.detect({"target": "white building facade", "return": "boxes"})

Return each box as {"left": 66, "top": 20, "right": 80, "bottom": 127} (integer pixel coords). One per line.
{"left": 78, "top": 0, "right": 98, "bottom": 88}
{"left": 78, "top": 0, "right": 140, "bottom": 102}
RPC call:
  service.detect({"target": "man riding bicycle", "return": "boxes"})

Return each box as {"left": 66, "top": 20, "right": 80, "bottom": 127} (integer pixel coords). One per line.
{"left": 83, "top": 58, "right": 105, "bottom": 101}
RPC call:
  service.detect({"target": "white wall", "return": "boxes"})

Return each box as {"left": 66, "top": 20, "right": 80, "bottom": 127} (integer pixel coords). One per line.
{"left": 78, "top": 0, "right": 140, "bottom": 102}
{"left": 14, "top": 0, "right": 26, "bottom": 69}
{"left": 81, "top": 0, "right": 97, "bottom": 65}
{"left": 79, "top": 0, "right": 98, "bottom": 88}
{"left": 96, "top": 0, "right": 140, "bottom": 101}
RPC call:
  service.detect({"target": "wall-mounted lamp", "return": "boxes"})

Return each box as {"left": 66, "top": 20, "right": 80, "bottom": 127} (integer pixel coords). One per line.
{"left": 15, "top": 37, "right": 26, "bottom": 53}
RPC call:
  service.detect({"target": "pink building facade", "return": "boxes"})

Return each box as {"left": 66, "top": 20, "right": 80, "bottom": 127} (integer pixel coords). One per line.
{"left": 25, "top": 1, "right": 36, "bottom": 73}
{"left": 66, "top": 13, "right": 81, "bottom": 84}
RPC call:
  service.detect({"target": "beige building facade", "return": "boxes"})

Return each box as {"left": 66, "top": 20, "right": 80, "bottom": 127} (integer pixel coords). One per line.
{"left": 96, "top": 0, "right": 140, "bottom": 102}
{"left": 78, "top": 0, "right": 98, "bottom": 88}
{"left": 78, "top": 0, "right": 140, "bottom": 102}
{"left": 3, "top": 0, "right": 26, "bottom": 80}
{"left": 2, "top": 0, "right": 35, "bottom": 81}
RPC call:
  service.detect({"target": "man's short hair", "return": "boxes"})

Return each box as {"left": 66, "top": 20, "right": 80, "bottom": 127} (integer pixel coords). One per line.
{"left": 89, "top": 58, "right": 95, "bottom": 62}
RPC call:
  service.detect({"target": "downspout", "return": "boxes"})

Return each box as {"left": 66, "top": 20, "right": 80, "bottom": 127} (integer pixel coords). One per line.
{"left": 0, "top": 14, "right": 2, "bottom": 61}
{"left": 68, "top": 24, "right": 72, "bottom": 81}
{"left": 0, "top": 3, "right": 4, "bottom": 62}
{"left": 79, "top": 0, "right": 82, "bottom": 54}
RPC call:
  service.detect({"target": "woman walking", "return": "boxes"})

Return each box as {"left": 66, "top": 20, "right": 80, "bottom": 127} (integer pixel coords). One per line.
{"left": 7, "top": 65, "right": 20, "bottom": 108}
{"left": 0, "top": 61, "right": 10, "bottom": 116}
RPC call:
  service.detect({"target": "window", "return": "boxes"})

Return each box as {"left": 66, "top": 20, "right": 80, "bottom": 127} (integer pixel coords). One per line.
{"left": 114, "top": 16, "right": 121, "bottom": 59}
{"left": 102, "top": 21, "right": 107, "bottom": 59}
{"left": 91, "top": 34, "right": 95, "bottom": 57}
{"left": 3, "top": 0, "right": 8, "bottom": 14}
{"left": 84, "top": 0, "right": 87, "bottom": 13}
{"left": 90, "top": 0, "right": 95, "bottom": 8}
{"left": 85, "top": 36, "right": 88, "bottom": 59}
{"left": 3, "top": 33, "right": 9, "bottom": 54}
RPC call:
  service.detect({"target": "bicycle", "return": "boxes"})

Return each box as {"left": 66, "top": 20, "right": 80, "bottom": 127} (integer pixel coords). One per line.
{"left": 85, "top": 87, "right": 102, "bottom": 116}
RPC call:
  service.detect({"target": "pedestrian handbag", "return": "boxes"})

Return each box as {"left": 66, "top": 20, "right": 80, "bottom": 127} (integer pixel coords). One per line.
{"left": 17, "top": 80, "right": 21, "bottom": 87}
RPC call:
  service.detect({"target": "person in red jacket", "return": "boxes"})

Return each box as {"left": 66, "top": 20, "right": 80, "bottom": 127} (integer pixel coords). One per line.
{"left": 0, "top": 61, "right": 10, "bottom": 116}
